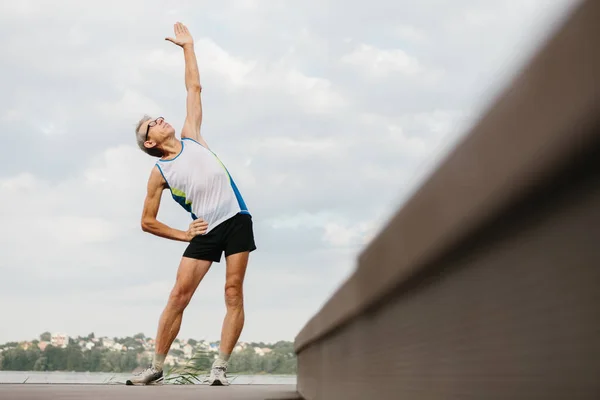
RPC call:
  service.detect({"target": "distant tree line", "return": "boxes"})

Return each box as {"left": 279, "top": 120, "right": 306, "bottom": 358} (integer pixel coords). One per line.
{"left": 0, "top": 336, "right": 296, "bottom": 375}
{"left": 0, "top": 345, "right": 148, "bottom": 373}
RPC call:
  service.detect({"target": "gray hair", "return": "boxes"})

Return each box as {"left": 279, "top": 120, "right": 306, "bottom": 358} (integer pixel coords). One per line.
{"left": 135, "top": 115, "right": 162, "bottom": 158}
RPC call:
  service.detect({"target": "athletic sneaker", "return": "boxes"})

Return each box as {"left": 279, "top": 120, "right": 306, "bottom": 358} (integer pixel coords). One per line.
{"left": 125, "top": 366, "right": 164, "bottom": 385}
{"left": 208, "top": 365, "right": 230, "bottom": 386}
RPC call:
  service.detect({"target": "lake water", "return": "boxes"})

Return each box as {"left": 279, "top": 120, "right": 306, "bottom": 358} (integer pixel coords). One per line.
{"left": 0, "top": 371, "right": 296, "bottom": 385}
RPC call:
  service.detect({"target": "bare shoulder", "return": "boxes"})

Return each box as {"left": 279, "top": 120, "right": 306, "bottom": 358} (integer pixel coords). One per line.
{"left": 147, "top": 165, "right": 167, "bottom": 192}
{"left": 142, "top": 165, "right": 166, "bottom": 219}
{"left": 180, "top": 131, "right": 210, "bottom": 149}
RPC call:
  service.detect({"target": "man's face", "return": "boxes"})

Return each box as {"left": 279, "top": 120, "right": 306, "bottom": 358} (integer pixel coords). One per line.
{"left": 143, "top": 117, "right": 175, "bottom": 144}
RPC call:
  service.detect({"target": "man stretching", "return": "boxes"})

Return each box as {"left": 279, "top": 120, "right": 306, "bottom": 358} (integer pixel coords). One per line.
{"left": 126, "top": 22, "right": 256, "bottom": 386}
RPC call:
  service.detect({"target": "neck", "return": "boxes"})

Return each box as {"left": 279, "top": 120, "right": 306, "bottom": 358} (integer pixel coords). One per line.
{"left": 160, "top": 136, "right": 182, "bottom": 160}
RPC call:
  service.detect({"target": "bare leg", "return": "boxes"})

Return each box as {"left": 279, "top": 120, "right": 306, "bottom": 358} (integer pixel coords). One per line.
{"left": 219, "top": 251, "right": 249, "bottom": 359}
{"left": 155, "top": 257, "right": 212, "bottom": 357}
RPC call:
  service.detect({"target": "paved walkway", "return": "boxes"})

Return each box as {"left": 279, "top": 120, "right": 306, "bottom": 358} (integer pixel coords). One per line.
{"left": 0, "top": 384, "right": 301, "bottom": 399}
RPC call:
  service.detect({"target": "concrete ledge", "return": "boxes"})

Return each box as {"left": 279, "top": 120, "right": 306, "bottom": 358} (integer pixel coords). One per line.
{"left": 297, "top": 162, "right": 600, "bottom": 399}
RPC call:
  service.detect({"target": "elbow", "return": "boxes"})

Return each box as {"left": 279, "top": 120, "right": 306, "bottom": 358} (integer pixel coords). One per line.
{"left": 188, "top": 83, "right": 202, "bottom": 92}
{"left": 141, "top": 218, "right": 154, "bottom": 233}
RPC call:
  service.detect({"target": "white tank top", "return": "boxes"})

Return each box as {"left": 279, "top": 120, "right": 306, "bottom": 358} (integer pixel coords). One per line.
{"left": 155, "top": 138, "right": 250, "bottom": 233}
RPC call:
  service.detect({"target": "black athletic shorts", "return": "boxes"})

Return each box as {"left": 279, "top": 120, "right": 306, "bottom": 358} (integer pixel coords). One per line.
{"left": 183, "top": 213, "right": 256, "bottom": 263}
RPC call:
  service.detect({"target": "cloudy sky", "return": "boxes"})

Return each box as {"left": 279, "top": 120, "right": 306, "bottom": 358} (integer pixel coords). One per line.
{"left": 0, "top": 0, "right": 577, "bottom": 345}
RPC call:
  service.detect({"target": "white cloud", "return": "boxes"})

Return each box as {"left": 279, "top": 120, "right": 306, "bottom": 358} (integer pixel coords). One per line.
{"left": 200, "top": 40, "right": 346, "bottom": 113}
{"left": 392, "top": 24, "right": 429, "bottom": 44}
{"left": 322, "top": 222, "right": 374, "bottom": 248}
{"left": 342, "top": 43, "right": 422, "bottom": 78}
{"left": 1, "top": 108, "right": 23, "bottom": 123}
{"left": 39, "top": 122, "right": 67, "bottom": 136}
{"left": 463, "top": 10, "right": 496, "bottom": 27}
{"left": 140, "top": 37, "right": 346, "bottom": 115}
{"left": 196, "top": 39, "right": 258, "bottom": 88}
{"left": 68, "top": 23, "right": 90, "bottom": 47}
{"left": 340, "top": 42, "right": 446, "bottom": 87}
{"left": 0, "top": 147, "right": 147, "bottom": 249}
{"left": 256, "top": 136, "right": 338, "bottom": 156}
{"left": 285, "top": 69, "right": 347, "bottom": 113}
{"left": 95, "top": 89, "right": 163, "bottom": 121}
{"left": 0, "top": 172, "right": 38, "bottom": 192}
{"left": 39, "top": 216, "right": 121, "bottom": 245}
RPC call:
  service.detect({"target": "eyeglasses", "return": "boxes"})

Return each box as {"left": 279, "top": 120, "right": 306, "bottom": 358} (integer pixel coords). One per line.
{"left": 145, "top": 117, "right": 164, "bottom": 141}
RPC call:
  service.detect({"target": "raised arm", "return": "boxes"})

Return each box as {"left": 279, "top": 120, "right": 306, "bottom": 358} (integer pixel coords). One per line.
{"left": 165, "top": 22, "right": 208, "bottom": 147}
{"left": 141, "top": 166, "right": 207, "bottom": 241}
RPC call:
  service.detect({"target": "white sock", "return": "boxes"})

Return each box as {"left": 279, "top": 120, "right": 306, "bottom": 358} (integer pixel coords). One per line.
{"left": 218, "top": 351, "right": 231, "bottom": 362}
{"left": 153, "top": 353, "right": 166, "bottom": 371}
{"left": 213, "top": 352, "right": 230, "bottom": 368}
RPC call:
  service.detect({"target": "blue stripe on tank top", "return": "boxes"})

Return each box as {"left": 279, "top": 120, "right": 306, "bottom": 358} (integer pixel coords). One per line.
{"left": 228, "top": 174, "right": 250, "bottom": 215}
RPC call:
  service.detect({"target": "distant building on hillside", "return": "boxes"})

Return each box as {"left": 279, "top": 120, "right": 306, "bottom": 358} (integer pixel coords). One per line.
{"left": 165, "top": 355, "right": 176, "bottom": 366}
{"left": 234, "top": 344, "right": 244, "bottom": 353}
{"left": 253, "top": 347, "right": 273, "bottom": 356}
{"left": 51, "top": 333, "right": 69, "bottom": 348}
{"left": 19, "top": 342, "right": 33, "bottom": 350}
{"left": 113, "top": 343, "right": 126, "bottom": 352}
{"left": 183, "top": 344, "right": 194, "bottom": 359}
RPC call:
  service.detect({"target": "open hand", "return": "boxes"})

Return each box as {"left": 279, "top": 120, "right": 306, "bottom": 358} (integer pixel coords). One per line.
{"left": 165, "top": 22, "right": 194, "bottom": 48}
{"left": 186, "top": 218, "right": 208, "bottom": 241}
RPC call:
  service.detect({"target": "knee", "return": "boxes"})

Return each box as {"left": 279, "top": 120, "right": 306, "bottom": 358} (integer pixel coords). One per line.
{"left": 168, "top": 288, "right": 192, "bottom": 312}
{"left": 224, "top": 280, "right": 243, "bottom": 309}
